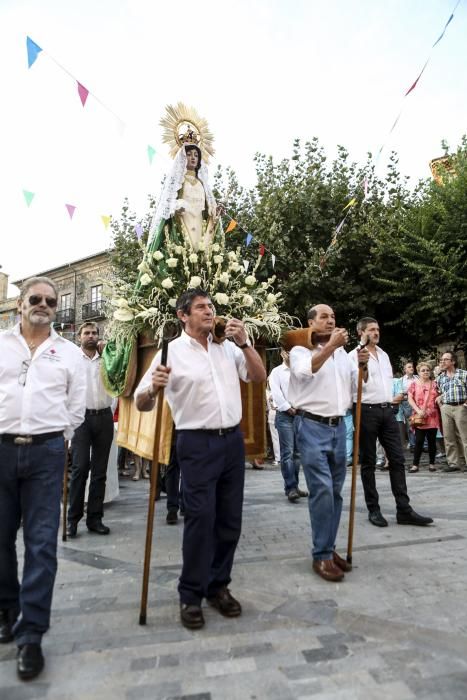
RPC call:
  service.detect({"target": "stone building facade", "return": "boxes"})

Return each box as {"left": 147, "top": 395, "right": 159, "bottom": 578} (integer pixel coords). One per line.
{"left": 0, "top": 251, "right": 111, "bottom": 342}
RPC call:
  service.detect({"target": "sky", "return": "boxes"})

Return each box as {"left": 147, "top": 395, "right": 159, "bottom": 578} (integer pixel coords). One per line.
{"left": 1, "top": 0, "right": 466, "bottom": 295}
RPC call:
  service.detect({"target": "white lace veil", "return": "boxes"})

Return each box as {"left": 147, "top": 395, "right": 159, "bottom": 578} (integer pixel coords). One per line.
{"left": 148, "top": 146, "right": 216, "bottom": 246}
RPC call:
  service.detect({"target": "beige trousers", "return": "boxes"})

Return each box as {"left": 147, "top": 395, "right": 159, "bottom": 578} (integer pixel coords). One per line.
{"left": 441, "top": 404, "right": 467, "bottom": 467}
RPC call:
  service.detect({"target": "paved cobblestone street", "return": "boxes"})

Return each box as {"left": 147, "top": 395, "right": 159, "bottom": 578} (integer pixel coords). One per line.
{"left": 1, "top": 455, "right": 467, "bottom": 700}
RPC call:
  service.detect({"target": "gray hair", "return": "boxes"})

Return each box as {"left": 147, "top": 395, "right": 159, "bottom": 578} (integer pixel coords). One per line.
{"left": 20, "top": 276, "right": 58, "bottom": 300}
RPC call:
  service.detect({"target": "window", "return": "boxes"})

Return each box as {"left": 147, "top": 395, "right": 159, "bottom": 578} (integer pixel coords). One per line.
{"left": 91, "top": 285, "right": 102, "bottom": 304}
{"left": 61, "top": 293, "right": 71, "bottom": 309}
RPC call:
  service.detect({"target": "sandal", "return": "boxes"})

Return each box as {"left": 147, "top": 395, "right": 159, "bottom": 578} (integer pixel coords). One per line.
{"left": 428, "top": 465, "right": 437, "bottom": 472}
{"left": 409, "top": 465, "right": 419, "bottom": 473}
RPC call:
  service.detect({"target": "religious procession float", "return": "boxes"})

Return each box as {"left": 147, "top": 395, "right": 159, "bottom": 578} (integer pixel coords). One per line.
{"left": 101, "top": 103, "right": 296, "bottom": 463}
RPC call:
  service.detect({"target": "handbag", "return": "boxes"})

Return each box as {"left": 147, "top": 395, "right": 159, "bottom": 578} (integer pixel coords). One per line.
{"left": 409, "top": 382, "right": 432, "bottom": 427}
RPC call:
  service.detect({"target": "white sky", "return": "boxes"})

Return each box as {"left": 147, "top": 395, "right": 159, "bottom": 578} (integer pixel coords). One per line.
{"left": 1, "top": 0, "right": 466, "bottom": 294}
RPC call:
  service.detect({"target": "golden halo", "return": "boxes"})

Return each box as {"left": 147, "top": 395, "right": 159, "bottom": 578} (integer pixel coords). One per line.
{"left": 160, "top": 102, "right": 215, "bottom": 163}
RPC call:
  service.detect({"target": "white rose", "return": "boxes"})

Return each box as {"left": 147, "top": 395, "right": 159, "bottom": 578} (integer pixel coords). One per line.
{"left": 168, "top": 298, "right": 177, "bottom": 308}
{"left": 245, "top": 275, "right": 256, "bottom": 286}
{"left": 230, "top": 262, "right": 241, "bottom": 272}
{"left": 213, "top": 255, "right": 223, "bottom": 264}
{"left": 189, "top": 276, "right": 202, "bottom": 287}
{"left": 219, "top": 272, "right": 230, "bottom": 284}
{"left": 267, "top": 293, "right": 277, "bottom": 303}
{"left": 114, "top": 308, "right": 134, "bottom": 321}
{"left": 115, "top": 298, "right": 130, "bottom": 308}
{"left": 166, "top": 257, "right": 178, "bottom": 268}
{"left": 161, "top": 277, "right": 174, "bottom": 289}
{"left": 174, "top": 245, "right": 184, "bottom": 255}
{"left": 198, "top": 241, "right": 206, "bottom": 251}
{"left": 242, "top": 294, "right": 254, "bottom": 307}
{"left": 140, "top": 273, "right": 152, "bottom": 286}
{"left": 153, "top": 251, "right": 164, "bottom": 261}
{"left": 189, "top": 253, "right": 198, "bottom": 263}
{"left": 214, "top": 292, "right": 229, "bottom": 305}
{"left": 261, "top": 282, "right": 268, "bottom": 289}
{"left": 228, "top": 251, "right": 237, "bottom": 261}
{"left": 137, "top": 261, "right": 150, "bottom": 273}
{"left": 212, "top": 243, "right": 220, "bottom": 252}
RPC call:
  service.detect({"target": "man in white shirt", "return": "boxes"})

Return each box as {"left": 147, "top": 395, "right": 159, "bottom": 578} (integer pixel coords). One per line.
{"left": 349, "top": 317, "right": 433, "bottom": 528}
{"left": 67, "top": 322, "right": 114, "bottom": 538}
{"left": 289, "top": 304, "right": 369, "bottom": 582}
{"left": 135, "top": 288, "right": 266, "bottom": 630}
{"left": 0, "top": 277, "right": 86, "bottom": 680}
{"left": 268, "top": 351, "right": 306, "bottom": 501}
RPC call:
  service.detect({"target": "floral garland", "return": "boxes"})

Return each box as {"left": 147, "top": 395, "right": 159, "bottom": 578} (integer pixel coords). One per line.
{"left": 104, "top": 226, "right": 296, "bottom": 346}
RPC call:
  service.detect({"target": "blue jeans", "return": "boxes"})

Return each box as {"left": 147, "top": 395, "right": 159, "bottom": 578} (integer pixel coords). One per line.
{"left": 275, "top": 411, "right": 301, "bottom": 493}
{"left": 0, "top": 436, "right": 65, "bottom": 646}
{"left": 400, "top": 400, "right": 415, "bottom": 448}
{"left": 344, "top": 411, "right": 354, "bottom": 463}
{"left": 294, "top": 415, "right": 346, "bottom": 560}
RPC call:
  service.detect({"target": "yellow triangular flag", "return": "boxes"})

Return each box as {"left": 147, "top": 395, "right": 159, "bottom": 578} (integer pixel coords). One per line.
{"left": 101, "top": 215, "right": 111, "bottom": 229}
{"left": 225, "top": 219, "right": 237, "bottom": 234}
{"left": 343, "top": 197, "right": 357, "bottom": 211}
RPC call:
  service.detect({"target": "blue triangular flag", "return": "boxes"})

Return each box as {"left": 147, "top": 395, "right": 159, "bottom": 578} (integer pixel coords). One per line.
{"left": 246, "top": 233, "right": 253, "bottom": 246}
{"left": 26, "top": 36, "right": 42, "bottom": 68}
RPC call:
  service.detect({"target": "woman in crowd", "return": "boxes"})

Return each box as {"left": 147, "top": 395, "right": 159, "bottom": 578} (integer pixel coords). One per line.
{"left": 407, "top": 362, "right": 440, "bottom": 473}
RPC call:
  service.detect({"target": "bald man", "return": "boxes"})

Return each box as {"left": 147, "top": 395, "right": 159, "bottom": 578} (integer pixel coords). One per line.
{"left": 288, "top": 304, "right": 369, "bottom": 582}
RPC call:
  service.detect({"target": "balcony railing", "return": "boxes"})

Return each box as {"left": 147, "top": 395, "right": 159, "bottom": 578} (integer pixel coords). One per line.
{"left": 55, "top": 308, "right": 75, "bottom": 325}
{"left": 82, "top": 300, "right": 105, "bottom": 320}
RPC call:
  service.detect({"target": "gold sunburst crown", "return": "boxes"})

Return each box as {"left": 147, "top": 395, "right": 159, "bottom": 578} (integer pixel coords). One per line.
{"left": 160, "top": 102, "right": 215, "bottom": 163}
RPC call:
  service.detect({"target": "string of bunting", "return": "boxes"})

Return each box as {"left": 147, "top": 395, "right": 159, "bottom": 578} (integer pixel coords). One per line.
{"left": 320, "top": 0, "right": 461, "bottom": 271}
{"left": 219, "top": 206, "right": 278, "bottom": 269}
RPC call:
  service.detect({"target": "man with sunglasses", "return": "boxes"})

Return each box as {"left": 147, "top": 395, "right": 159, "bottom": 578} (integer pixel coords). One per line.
{"left": 0, "top": 276, "right": 86, "bottom": 680}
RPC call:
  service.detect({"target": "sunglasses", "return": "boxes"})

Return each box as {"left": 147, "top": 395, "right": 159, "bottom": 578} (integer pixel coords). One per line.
{"left": 27, "top": 295, "right": 58, "bottom": 308}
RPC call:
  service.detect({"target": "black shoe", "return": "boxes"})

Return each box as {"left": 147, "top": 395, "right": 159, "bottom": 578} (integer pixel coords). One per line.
{"left": 17, "top": 644, "right": 44, "bottom": 680}
{"left": 87, "top": 522, "right": 110, "bottom": 535}
{"left": 166, "top": 510, "right": 178, "bottom": 525}
{"left": 443, "top": 465, "right": 460, "bottom": 473}
{"left": 66, "top": 522, "right": 77, "bottom": 538}
{"left": 368, "top": 510, "right": 388, "bottom": 527}
{"left": 396, "top": 510, "right": 433, "bottom": 526}
{"left": 207, "top": 587, "right": 242, "bottom": 617}
{"left": 180, "top": 604, "right": 205, "bottom": 630}
{"left": 0, "top": 609, "right": 16, "bottom": 644}
{"left": 287, "top": 488, "right": 300, "bottom": 503}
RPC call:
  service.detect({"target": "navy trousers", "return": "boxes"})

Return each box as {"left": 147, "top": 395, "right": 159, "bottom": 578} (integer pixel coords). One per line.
{"left": 0, "top": 436, "right": 64, "bottom": 646}
{"left": 176, "top": 427, "right": 245, "bottom": 605}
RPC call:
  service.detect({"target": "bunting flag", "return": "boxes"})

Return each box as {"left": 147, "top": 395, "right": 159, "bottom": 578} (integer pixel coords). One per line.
{"left": 101, "top": 215, "right": 111, "bottom": 229}
{"left": 147, "top": 145, "right": 156, "bottom": 165}
{"left": 26, "top": 36, "right": 42, "bottom": 68}
{"left": 342, "top": 197, "right": 357, "bottom": 212}
{"left": 23, "top": 190, "right": 35, "bottom": 207}
{"left": 135, "top": 224, "right": 143, "bottom": 240}
{"left": 77, "top": 82, "right": 89, "bottom": 107}
{"left": 243, "top": 260, "right": 250, "bottom": 272}
{"left": 259, "top": 244, "right": 265, "bottom": 256}
{"left": 271, "top": 254, "right": 276, "bottom": 268}
{"left": 245, "top": 233, "right": 253, "bottom": 246}
{"left": 225, "top": 219, "right": 237, "bottom": 234}
{"left": 65, "top": 204, "right": 76, "bottom": 219}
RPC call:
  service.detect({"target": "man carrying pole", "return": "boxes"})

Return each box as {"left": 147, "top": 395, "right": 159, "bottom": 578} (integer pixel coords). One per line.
{"left": 288, "top": 304, "right": 369, "bottom": 582}
{"left": 135, "top": 288, "right": 266, "bottom": 629}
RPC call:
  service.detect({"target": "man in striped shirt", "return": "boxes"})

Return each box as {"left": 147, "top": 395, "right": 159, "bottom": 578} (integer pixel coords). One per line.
{"left": 436, "top": 351, "right": 467, "bottom": 472}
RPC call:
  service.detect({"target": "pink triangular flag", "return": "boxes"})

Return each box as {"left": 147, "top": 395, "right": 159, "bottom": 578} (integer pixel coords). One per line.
{"left": 77, "top": 81, "right": 89, "bottom": 107}
{"left": 65, "top": 204, "right": 76, "bottom": 220}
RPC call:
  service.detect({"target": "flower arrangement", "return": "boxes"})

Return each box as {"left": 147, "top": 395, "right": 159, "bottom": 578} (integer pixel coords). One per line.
{"left": 104, "top": 227, "right": 295, "bottom": 346}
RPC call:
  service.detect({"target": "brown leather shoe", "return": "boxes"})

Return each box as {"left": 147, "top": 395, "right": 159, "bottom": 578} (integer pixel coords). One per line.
{"left": 180, "top": 604, "right": 205, "bottom": 630}
{"left": 312, "top": 559, "right": 344, "bottom": 582}
{"left": 333, "top": 551, "right": 352, "bottom": 572}
{"left": 207, "top": 587, "right": 242, "bottom": 617}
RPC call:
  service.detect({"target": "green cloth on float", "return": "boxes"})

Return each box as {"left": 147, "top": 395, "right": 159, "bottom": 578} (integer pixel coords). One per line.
{"left": 100, "top": 337, "right": 136, "bottom": 397}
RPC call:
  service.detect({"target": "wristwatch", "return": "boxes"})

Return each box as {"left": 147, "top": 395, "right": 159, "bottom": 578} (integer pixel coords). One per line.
{"left": 237, "top": 338, "right": 252, "bottom": 349}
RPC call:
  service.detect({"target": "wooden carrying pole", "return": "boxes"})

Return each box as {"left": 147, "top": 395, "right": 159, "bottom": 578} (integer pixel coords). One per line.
{"left": 62, "top": 440, "right": 69, "bottom": 542}
{"left": 346, "top": 363, "right": 364, "bottom": 565}
{"left": 139, "top": 338, "right": 169, "bottom": 625}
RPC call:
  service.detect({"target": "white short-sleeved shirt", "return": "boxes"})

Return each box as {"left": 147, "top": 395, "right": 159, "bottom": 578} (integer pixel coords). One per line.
{"left": 348, "top": 345, "right": 393, "bottom": 403}
{"left": 135, "top": 331, "right": 249, "bottom": 430}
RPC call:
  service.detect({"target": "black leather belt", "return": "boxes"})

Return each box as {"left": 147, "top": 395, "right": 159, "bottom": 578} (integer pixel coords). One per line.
{"left": 86, "top": 408, "right": 112, "bottom": 415}
{"left": 296, "top": 410, "right": 342, "bottom": 427}
{"left": 361, "top": 402, "right": 391, "bottom": 409}
{"left": 0, "top": 431, "right": 63, "bottom": 445}
{"left": 179, "top": 426, "right": 238, "bottom": 436}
